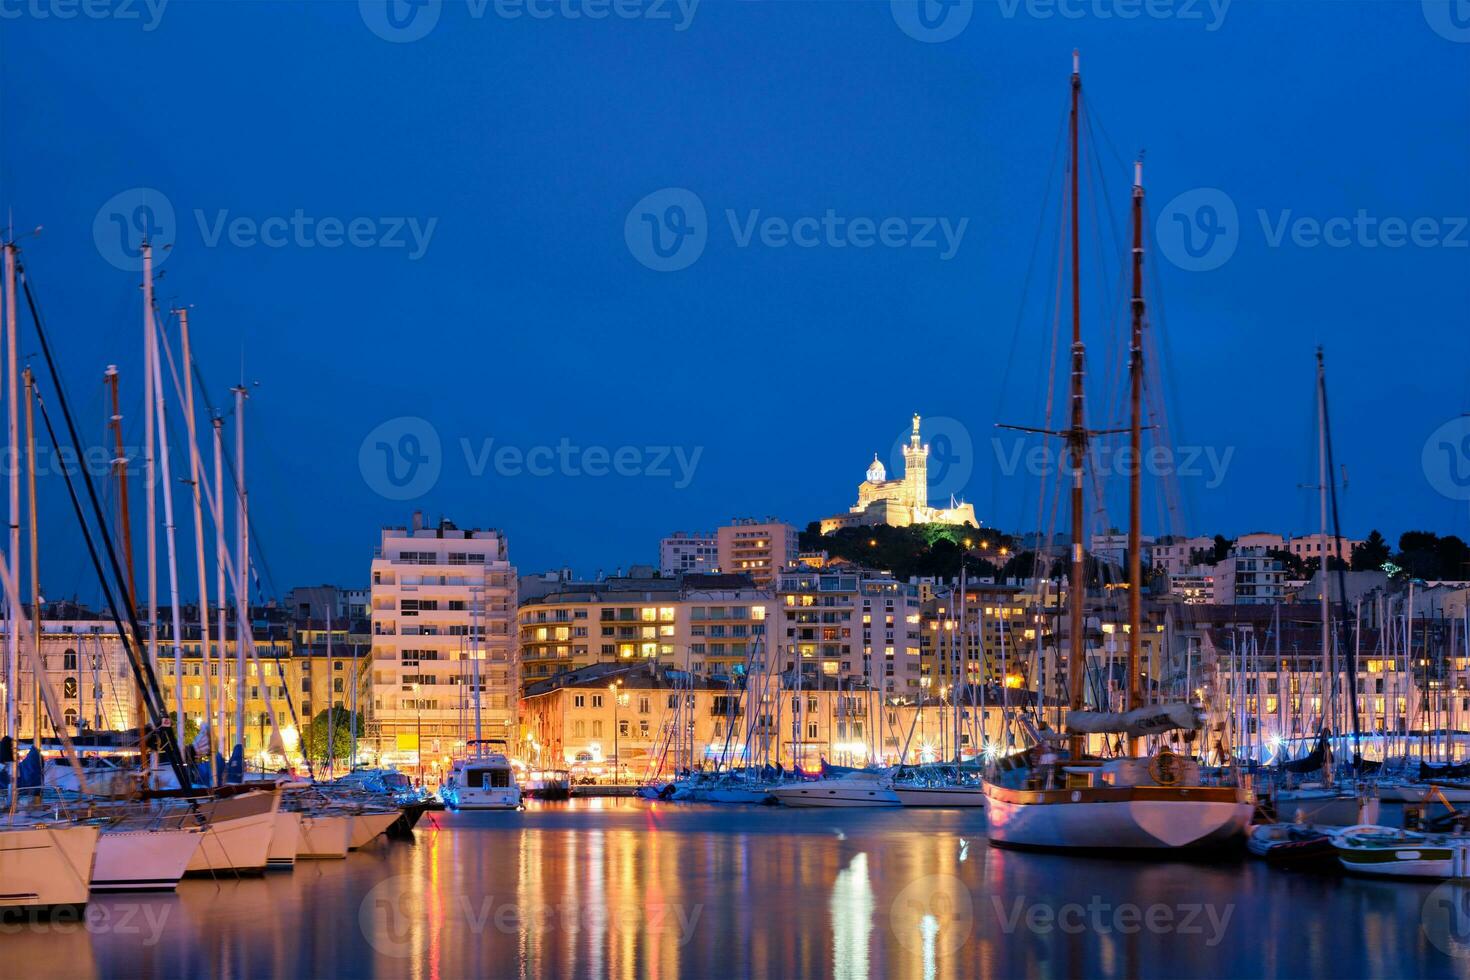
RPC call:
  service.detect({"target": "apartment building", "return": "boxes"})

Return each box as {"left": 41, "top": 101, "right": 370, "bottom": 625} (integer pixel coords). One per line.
{"left": 658, "top": 531, "right": 719, "bottom": 577}
{"left": 1151, "top": 535, "right": 1215, "bottom": 576}
{"left": 717, "top": 518, "right": 797, "bottom": 588}
{"left": 369, "top": 515, "right": 518, "bottom": 773}
{"left": 775, "top": 564, "right": 922, "bottom": 696}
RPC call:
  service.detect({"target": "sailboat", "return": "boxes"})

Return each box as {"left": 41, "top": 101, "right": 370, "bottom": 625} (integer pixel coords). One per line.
{"left": 979, "top": 54, "right": 1251, "bottom": 851}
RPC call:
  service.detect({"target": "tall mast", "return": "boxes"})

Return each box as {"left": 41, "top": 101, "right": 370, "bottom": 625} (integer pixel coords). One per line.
{"left": 4, "top": 242, "right": 17, "bottom": 760}
{"left": 1315, "top": 347, "right": 1333, "bottom": 784}
{"left": 232, "top": 384, "right": 248, "bottom": 751}
{"left": 178, "top": 309, "right": 216, "bottom": 776}
{"left": 1066, "top": 50, "right": 1089, "bottom": 759}
{"left": 212, "top": 416, "right": 229, "bottom": 754}
{"left": 24, "top": 369, "right": 40, "bottom": 748}
{"left": 106, "top": 365, "right": 147, "bottom": 747}
{"left": 143, "top": 245, "right": 158, "bottom": 696}
{"left": 1126, "top": 158, "right": 1146, "bottom": 753}
{"left": 149, "top": 304, "right": 187, "bottom": 736}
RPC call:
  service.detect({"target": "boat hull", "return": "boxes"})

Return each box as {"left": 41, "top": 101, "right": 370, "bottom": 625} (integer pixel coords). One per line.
{"left": 456, "top": 788, "right": 522, "bottom": 810}
{"left": 772, "top": 782, "right": 900, "bottom": 808}
{"left": 181, "top": 791, "right": 282, "bottom": 876}
{"left": 0, "top": 825, "right": 98, "bottom": 912}
{"left": 93, "top": 828, "right": 204, "bottom": 893}
{"left": 268, "top": 811, "right": 302, "bottom": 869}
{"left": 894, "top": 786, "right": 988, "bottom": 808}
{"left": 349, "top": 812, "right": 399, "bottom": 850}
{"left": 297, "top": 814, "right": 351, "bottom": 859}
{"left": 983, "top": 785, "right": 1251, "bottom": 850}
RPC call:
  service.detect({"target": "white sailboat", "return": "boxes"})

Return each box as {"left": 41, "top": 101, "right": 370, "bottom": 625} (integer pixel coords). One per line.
{"left": 0, "top": 823, "right": 99, "bottom": 912}
{"left": 92, "top": 824, "right": 204, "bottom": 893}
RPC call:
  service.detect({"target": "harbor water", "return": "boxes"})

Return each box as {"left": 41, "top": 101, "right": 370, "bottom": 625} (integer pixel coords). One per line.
{"left": 7, "top": 799, "right": 1470, "bottom": 979}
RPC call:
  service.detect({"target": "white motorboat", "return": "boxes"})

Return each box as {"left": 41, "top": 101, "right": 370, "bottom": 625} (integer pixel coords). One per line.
{"left": 268, "top": 810, "right": 302, "bottom": 869}
{"left": 92, "top": 826, "right": 204, "bottom": 893}
{"left": 296, "top": 813, "right": 351, "bottom": 859}
{"left": 0, "top": 823, "right": 99, "bottom": 912}
{"left": 893, "top": 783, "right": 988, "bottom": 808}
{"left": 452, "top": 754, "right": 522, "bottom": 810}
{"left": 771, "top": 772, "right": 900, "bottom": 808}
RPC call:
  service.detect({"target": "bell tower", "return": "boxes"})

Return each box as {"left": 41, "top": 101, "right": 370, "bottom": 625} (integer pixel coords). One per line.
{"left": 902, "top": 413, "right": 928, "bottom": 511}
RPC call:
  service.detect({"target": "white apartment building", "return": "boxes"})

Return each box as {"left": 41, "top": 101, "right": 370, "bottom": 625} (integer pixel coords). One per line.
{"left": 659, "top": 531, "right": 719, "bottom": 577}
{"left": 1212, "top": 547, "right": 1286, "bottom": 605}
{"left": 1090, "top": 530, "right": 1156, "bottom": 568}
{"left": 1151, "top": 535, "right": 1215, "bottom": 576}
{"left": 369, "top": 515, "right": 518, "bottom": 772}
{"left": 776, "top": 566, "right": 923, "bottom": 696}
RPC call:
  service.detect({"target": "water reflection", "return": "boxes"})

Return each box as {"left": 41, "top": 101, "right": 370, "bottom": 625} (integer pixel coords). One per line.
{"left": 11, "top": 801, "right": 1470, "bottom": 978}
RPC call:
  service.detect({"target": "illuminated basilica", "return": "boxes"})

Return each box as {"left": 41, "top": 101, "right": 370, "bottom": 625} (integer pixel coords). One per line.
{"left": 818, "top": 415, "right": 979, "bottom": 533}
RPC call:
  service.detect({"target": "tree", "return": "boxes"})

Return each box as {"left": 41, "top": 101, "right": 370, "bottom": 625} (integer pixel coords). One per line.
{"left": 301, "top": 709, "right": 364, "bottom": 767}
{"left": 1396, "top": 531, "right": 1443, "bottom": 579}
{"left": 1265, "top": 548, "right": 1306, "bottom": 579}
{"left": 1351, "top": 530, "right": 1391, "bottom": 571}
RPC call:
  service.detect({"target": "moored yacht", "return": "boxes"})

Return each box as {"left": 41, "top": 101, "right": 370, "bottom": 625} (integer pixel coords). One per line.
{"left": 452, "top": 753, "right": 522, "bottom": 810}
{"left": 0, "top": 822, "right": 99, "bottom": 914}
{"left": 771, "top": 771, "right": 899, "bottom": 808}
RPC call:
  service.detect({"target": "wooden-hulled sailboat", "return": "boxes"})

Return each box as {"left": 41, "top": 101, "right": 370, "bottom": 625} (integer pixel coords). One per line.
{"left": 980, "top": 55, "right": 1251, "bottom": 851}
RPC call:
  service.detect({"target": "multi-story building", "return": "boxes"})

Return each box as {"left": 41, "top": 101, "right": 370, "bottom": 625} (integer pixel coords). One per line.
{"left": 520, "top": 660, "right": 1011, "bottom": 774}
{"left": 2, "top": 604, "right": 136, "bottom": 740}
{"left": 1090, "top": 530, "right": 1156, "bottom": 569}
{"left": 1212, "top": 547, "right": 1287, "bottom": 605}
{"left": 918, "top": 582, "right": 1042, "bottom": 691}
{"left": 517, "top": 573, "right": 769, "bottom": 686}
{"left": 659, "top": 531, "right": 719, "bottom": 577}
{"left": 1287, "top": 533, "right": 1364, "bottom": 564}
{"left": 1151, "top": 535, "right": 1215, "bottom": 577}
{"left": 717, "top": 518, "right": 797, "bottom": 588}
{"left": 369, "top": 515, "right": 518, "bottom": 775}
{"left": 775, "top": 564, "right": 922, "bottom": 695}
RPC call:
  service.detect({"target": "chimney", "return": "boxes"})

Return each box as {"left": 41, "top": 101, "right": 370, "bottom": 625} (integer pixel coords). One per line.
{"left": 412, "top": 510, "right": 424, "bottom": 532}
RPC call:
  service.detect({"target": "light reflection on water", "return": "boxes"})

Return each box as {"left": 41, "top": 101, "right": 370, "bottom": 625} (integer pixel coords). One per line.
{"left": 6, "top": 800, "right": 1470, "bottom": 979}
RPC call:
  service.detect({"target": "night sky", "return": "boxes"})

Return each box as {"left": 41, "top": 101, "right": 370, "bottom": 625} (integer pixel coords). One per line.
{"left": 1, "top": 1, "right": 1466, "bottom": 601}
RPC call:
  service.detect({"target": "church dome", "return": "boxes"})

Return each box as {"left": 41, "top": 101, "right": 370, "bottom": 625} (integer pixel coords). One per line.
{"left": 866, "top": 454, "right": 886, "bottom": 483}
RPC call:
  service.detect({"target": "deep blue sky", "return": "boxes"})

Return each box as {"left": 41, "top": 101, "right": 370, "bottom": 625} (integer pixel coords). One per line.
{"left": 1, "top": 1, "right": 1466, "bottom": 600}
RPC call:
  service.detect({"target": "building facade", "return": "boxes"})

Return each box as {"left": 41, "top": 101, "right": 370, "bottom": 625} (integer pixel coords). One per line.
{"left": 716, "top": 518, "right": 797, "bottom": 589}
{"left": 369, "top": 516, "right": 518, "bottom": 775}
{"left": 659, "top": 531, "right": 719, "bottom": 577}
{"left": 774, "top": 565, "right": 922, "bottom": 696}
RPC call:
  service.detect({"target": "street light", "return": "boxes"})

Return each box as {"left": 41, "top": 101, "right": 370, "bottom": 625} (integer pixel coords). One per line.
{"left": 411, "top": 683, "right": 424, "bottom": 784}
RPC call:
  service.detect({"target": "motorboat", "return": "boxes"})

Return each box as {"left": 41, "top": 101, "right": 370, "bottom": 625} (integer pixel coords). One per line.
{"left": 771, "top": 771, "right": 900, "bottom": 808}
{"left": 449, "top": 753, "right": 522, "bottom": 810}
{"left": 1333, "top": 824, "right": 1470, "bottom": 879}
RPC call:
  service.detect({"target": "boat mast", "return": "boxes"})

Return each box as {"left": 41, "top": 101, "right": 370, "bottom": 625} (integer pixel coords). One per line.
{"left": 177, "top": 309, "right": 216, "bottom": 778}
{"left": 24, "top": 369, "right": 40, "bottom": 749}
{"left": 1127, "top": 157, "right": 1146, "bottom": 755}
{"left": 1315, "top": 347, "right": 1332, "bottom": 786}
{"left": 212, "top": 416, "right": 228, "bottom": 754}
{"left": 231, "top": 384, "right": 248, "bottom": 755}
{"left": 4, "top": 242, "right": 17, "bottom": 766}
{"left": 148, "top": 303, "right": 187, "bottom": 737}
{"left": 1066, "top": 50, "right": 1089, "bottom": 760}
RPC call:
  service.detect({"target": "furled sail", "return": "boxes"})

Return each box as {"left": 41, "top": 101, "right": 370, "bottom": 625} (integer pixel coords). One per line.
{"left": 1065, "top": 703, "right": 1203, "bottom": 736}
